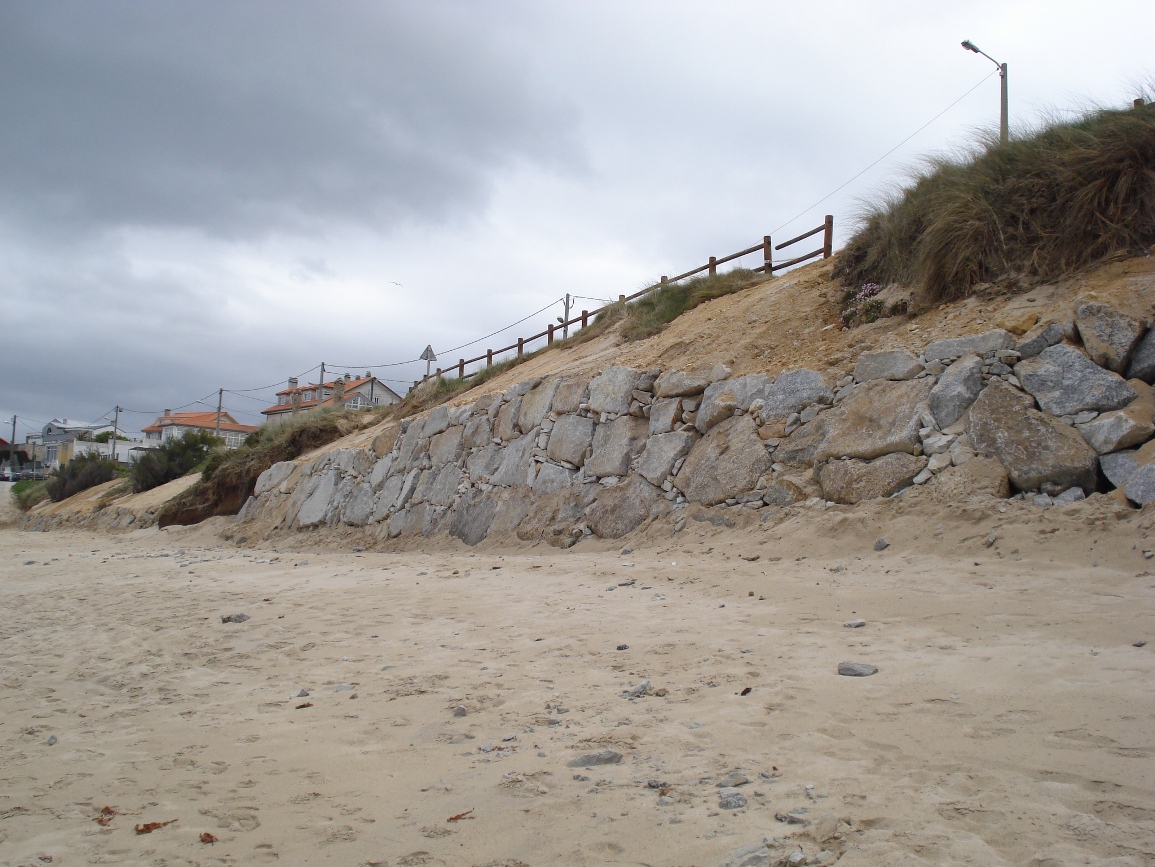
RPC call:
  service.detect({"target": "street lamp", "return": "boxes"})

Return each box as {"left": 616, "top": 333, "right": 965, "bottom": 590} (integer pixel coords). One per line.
{"left": 961, "top": 39, "right": 1008, "bottom": 144}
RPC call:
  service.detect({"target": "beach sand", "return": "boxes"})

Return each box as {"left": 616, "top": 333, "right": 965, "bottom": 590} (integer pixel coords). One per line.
{"left": 1, "top": 496, "right": 1154, "bottom": 866}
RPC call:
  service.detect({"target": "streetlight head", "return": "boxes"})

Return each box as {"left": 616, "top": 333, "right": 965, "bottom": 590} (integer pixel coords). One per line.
{"left": 961, "top": 39, "right": 979, "bottom": 53}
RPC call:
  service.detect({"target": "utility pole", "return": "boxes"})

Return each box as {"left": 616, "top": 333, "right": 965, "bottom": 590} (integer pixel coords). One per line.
{"left": 215, "top": 388, "right": 223, "bottom": 440}
{"left": 8, "top": 415, "right": 15, "bottom": 473}
{"left": 111, "top": 406, "right": 120, "bottom": 463}
{"left": 558, "top": 293, "right": 573, "bottom": 339}
{"left": 961, "top": 40, "right": 1008, "bottom": 144}
{"left": 318, "top": 362, "right": 325, "bottom": 409}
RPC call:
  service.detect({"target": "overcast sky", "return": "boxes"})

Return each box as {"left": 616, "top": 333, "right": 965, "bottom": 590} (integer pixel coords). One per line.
{"left": 3, "top": 0, "right": 1153, "bottom": 440}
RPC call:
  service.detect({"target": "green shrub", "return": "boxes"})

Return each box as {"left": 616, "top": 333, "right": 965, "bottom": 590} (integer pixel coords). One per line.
{"left": 835, "top": 100, "right": 1155, "bottom": 305}
{"left": 131, "top": 430, "right": 221, "bottom": 493}
{"left": 12, "top": 479, "right": 49, "bottom": 511}
{"left": 45, "top": 453, "right": 122, "bottom": 502}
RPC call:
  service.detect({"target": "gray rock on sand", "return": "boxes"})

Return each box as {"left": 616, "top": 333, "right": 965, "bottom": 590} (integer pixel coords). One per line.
{"left": 568, "top": 748, "right": 623, "bottom": 767}
{"left": 1015, "top": 344, "right": 1137, "bottom": 416}
{"left": 221, "top": 613, "right": 251, "bottom": 624}
{"left": 838, "top": 662, "right": 878, "bottom": 677}
{"left": 1016, "top": 322, "right": 1065, "bottom": 359}
{"left": 718, "top": 787, "right": 748, "bottom": 809}
{"left": 1100, "top": 449, "right": 1141, "bottom": 488}
{"left": 818, "top": 453, "right": 928, "bottom": 505}
{"left": 1075, "top": 380, "right": 1155, "bottom": 454}
{"left": 719, "top": 842, "right": 772, "bottom": 867}
{"left": 967, "top": 380, "right": 1099, "bottom": 494}
{"left": 1124, "top": 463, "right": 1155, "bottom": 505}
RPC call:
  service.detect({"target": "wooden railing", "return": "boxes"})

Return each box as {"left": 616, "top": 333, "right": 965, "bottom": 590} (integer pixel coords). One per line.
{"left": 422, "top": 216, "right": 833, "bottom": 385}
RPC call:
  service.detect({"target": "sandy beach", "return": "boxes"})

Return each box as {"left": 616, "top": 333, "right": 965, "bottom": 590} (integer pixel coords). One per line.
{"left": 2, "top": 493, "right": 1154, "bottom": 867}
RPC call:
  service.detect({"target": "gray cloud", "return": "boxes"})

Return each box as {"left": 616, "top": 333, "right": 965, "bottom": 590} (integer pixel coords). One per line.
{"left": 0, "top": 2, "right": 581, "bottom": 238}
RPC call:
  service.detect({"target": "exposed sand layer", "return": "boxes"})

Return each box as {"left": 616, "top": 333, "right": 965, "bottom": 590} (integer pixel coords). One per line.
{"left": 2, "top": 494, "right": 1153, "bottom": 866}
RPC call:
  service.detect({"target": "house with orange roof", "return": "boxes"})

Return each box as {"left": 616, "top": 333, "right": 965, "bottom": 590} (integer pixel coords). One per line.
{"left": 261, "top": 372, "right": 401, "bottom": 422}
{"left": 142, "top": 410, "right": 259, "bottom": 450}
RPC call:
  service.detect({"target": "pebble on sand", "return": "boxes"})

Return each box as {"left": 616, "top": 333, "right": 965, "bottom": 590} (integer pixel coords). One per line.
{"left": 838, "top": 662, "right": 879, "bottom": 677}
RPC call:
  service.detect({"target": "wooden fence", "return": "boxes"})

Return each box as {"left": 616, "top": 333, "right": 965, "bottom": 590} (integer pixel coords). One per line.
{"left": 423, "top": 215, "right": 833, "bottom": 385}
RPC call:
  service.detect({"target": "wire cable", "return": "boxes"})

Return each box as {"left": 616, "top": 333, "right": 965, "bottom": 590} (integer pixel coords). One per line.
{"left": 769, "top": 69, "right": 999, "bottom": 236}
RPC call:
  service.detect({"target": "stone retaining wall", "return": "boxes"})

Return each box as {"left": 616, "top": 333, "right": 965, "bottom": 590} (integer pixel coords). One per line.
{"left": 237, "top": 299, "right": 1155, "bottom": 547}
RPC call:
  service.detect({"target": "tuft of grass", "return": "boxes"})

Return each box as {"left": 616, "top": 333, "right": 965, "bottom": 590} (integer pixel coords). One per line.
{"left": 12, "top": 479, "right": 49, "bottom": 512}
{"left": 620, "top": 269, "right": 760, "bottom": 341}
{"left": 834, "top": 99, "right": 1155, "bottom": 305}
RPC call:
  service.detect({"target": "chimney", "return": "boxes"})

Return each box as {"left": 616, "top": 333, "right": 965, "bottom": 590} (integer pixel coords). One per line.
{"left": 365, "top": 371, "right": 371, "bottom": 379}
{"left": 288, "top": 377, "right": 298, "bottom": 390}
{"left": 163, "top": 409, "right": 170, "bottom": 417}
{"left": 344, "top": 372, "right": 351, "bottom": 382}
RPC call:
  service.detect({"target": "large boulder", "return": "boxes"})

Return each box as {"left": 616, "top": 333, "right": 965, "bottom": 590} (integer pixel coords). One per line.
{"left": 1075, "top": 300, "right": 1145, "bottom": 374}
{"left": 428, "top": 465, "right": 463, "bottom": 507}
{"left": 853, "top": 350, "right": 923, "bottom": 382}
{"left": 422, "top": 405, "right": 450, "bottom": 438}
{"left": 928, "top": 457, "right": 1011, "bottom": 501}
{"left": 1076, "top": 380, "right": 1155, "bottom": 454}
{"left": 1100, "top": 449, "right": 1141, "bottom": 488}
{"left": 654, "top": 369, "right": 711, "bottom": 397}
{"left": 818, "top": 453, "right": 928, "bottom": 504}
{"left": 1015, "top": 344, "right": 1138, "bottom": 416}
{"left": 588, "top": 366, "right": 640, "bottom": 415}
{"left": 924, "top": 329, "right": 1014, "bottom": 361}
{"left": 463, "top": 414, "right": 493, "bottom": 449}
{"left": 371, "top": 421, "right": 401, "bottom": 458}
{"left": 1015, "top": 322, "right": 1065, "bottom": 359}
{"left": 546, "top": 414, "right": 596, "bottom": 466}
{"left": 532, "top": 462, "right": 577, "bottom": 494}
{"left": 296, "top": 470, "right": 338, "bottom": 528}
{"left": 254, "top": 461, "right": 295, "bottom": 496}
{"left": 696, "top": 375, "right": 772, "bottom": 432}
{"left": 369, "top": 455, "right": 393, "bottom": 490}
{"left": 428, "top": 426, "right": 464, "bottom": 467}
{"left": 489, "top": 433, "right": 537, "bottom": 487}
{"left": 1127, "top": 327, "right": 1155, "bottom": 383}
{"left": 585, "top": 475, "right": 664, "bottom": 538}
{"left": 648, "top": 397, "right": 682, "bottom": 435}
{"left": 967, "top": 380, "right": 1098, "bottom": 493}
{"left": 928, "top": 354, "right": 984, "bottom": 429}
{"left": 774, "top": 414, "right": 832, "bottom": 468}
{"left": 494, "top": 397, "right": 523, "bottom": 441}
{"left": 674, "top": 416, "right": 772, "bottom": 505}
{"left": 587, "top": 415, "right": 649, "bottom": 477}
{"left": 758, "top": 369, "right": 832, "bottom": 421}
{"left": 815, "top": 378, "right": 933, "bottom": 462}
{"left": 341, "top": 482, "right": 376, "bottom": 526}
{"left": 1124, "top": 463, "right": 1155, "bottom": 504}
{"left": 395, "top": 423, "right": 428, "bottom": 470}
{"left": 518, "top": 379, "right": 559, "bottom": 434}
{"left": 636, "top": 430, "right": 697, "bottom": 485}
{"left": 466, "top": 443, "right": 504, "bottom": 483}
{"left": 551, "top": 376, "right": 590, "bottom": 414}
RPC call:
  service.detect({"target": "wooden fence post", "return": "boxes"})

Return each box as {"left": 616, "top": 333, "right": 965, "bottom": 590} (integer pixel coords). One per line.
{"left": 661, "top": 275, "right": 668, "bottom": 288}
{"left": 517, "top": 337, "right": 524, "bottom": 358}
{"left": 709, "top": 256, "right": 717, "bottom": 276}
{"left": 435, "top": 367, "right": 442, "bottom": 380}
{"left": 548, "top": 323, "right": 554, "bottom": 345}
{"left": 486, "top": 349, "right": 493, "bottom": 367}
{"left": 581, "top": 309, "right": 588, "bottom": 328}
{"left": 458, "top": 358, "right": 465, "bottom": 379}
{"left": 618, "top": 294, "right": 625, "bottom": 303}
{"left": 823, "top": 215, "right": 834, "bottom": 259}
{"left": 763, "top": 236, "right": 773, "bottom": 273}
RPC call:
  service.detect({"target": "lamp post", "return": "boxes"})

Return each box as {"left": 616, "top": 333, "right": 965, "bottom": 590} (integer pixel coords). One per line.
{"left": 961, "top": 39, "right": 1008, "bottom": 144}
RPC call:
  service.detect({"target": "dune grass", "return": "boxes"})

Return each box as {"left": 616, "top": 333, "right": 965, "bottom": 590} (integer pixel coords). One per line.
{"left": 834, "top": 99, "right": 1155, "bottom": 306}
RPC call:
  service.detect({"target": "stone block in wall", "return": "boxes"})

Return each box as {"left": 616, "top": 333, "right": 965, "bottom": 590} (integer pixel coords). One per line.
{"left": 853, "top": 350, "right": 923, "bottom": 383}
{"left": 423, "top": 405, "right": 450, "bottom": 438}
{"left": 517, "top": 488, "right": 587, "bottom": 542}
{"left": 696, "top": 374, "right": 776, "bottom": 432}
{"left": 587, "top": 366, "right": 640, "bottom": 415}
{"left": 586, "top": 475, "right": 664, "bottom": 539}
{"left": 818, "top": 453, "right": 928, "bottom": 504}
{"left": 341, "top": 482, "right": 375, "bottom": 526}
{"left": 494, "top": 397, "right": 523, "bottom": 441}
{"left": 587, "top": 415, "right": 649, "bottom": 477}
{"left": 637, "top": 430, "right": 697, "bottom": 485}
{"left": 518, "top": 379, "right": 559, "bottom": 434}
{"left": 1127, "top": 327, "right": 1155, "bottom": 383}
{"left": 428, "top": 465, "right": 463, "bottom": 506}
{"left": 428, "top": 426, "right": 465, "bottom": 467}
{"left": 762, "top": 478, "right": 806, "bottom": 506}
{"left": 654, "top": 369, "right": 711, "bottom": 398}
{"left": 490, "top": 432, "right": 537, "bottom": 487}
{"left": 296, "top": 469, "right": 338, "bottom": 528}
{"left": 395, "top": 423, "right": 429, "bottom": 470}
{"left": 449, "top": 489, "right": 498, "bottom": 545}
{"left": 759, "top": 369, "right": 832, "bottom": 421}
{"left": 552, "top": 376, "right": 590, "bottom": 414}
{"left": 927, "top": 456, "right": 1011, "bottom": 501}
{"left": 371, "top": 422, "right": 401, "bottom": 458}
{"left": 255, "top": 461, "right": 295, "bottom": 497}
{"left": 1075, "top": 300, "right": 1146, "bottom": 374}
{"left": 547, "top": 414, "right": 596, "bottom": 466}
{"left": 929, "top": 353, "right": 984, "bottom": 429}
{"left": 1076, "top": 380, "right": 1155, "bottom": 454}
{"left": 532, "top": 462, "right": 577, "bottom": 494}
{"left": 924, "top": 329, "right": 1015, "bottom": 361}
{"left": 369, "top": 455, "right": 393, "bottom": 490}
{"left": 1015, "top": 344, "right": 1137, "bottom": 416}
{"left": 674, "top": 415, "right": 772, "bottom": 505}
{"left": 815, "top": 378, "right": 933, "bottom": 462}
{"left": 967, "top": 379, "right": 1098, "bottom": 493}
{"left": 774, "top": 415, "right": 832, "bottom": 468}
{"left": 463, "top": 414, "right": 493, "bottom": 449}
{"left": 466, "top": 443, "right": 505, "bottom": 483}
{"left": 648, "top": 397, "right": 682, "bottom": 435}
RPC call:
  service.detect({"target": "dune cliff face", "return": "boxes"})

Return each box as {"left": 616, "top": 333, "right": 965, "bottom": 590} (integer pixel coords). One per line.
{"left": 233, "top": 299, "right": 1155, "bottom": 549}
